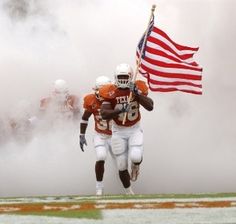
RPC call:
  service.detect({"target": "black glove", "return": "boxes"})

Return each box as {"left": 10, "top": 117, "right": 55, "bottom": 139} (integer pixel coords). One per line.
{"left": 79, "top": 134, "right": 87, "bottom": 152}
{"left": 120, "top": 103, "right": 131, "bottom": 113}
{"left": 129, "top": 82, "right": 140, "bottom": 95}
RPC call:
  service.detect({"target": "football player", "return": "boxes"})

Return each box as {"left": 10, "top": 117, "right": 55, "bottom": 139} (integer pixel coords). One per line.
{"left": 99, "top": 63, "right": 154, "bottom": 195}
{"left": 40, "top": 79, "right": 80, "bottom": 123}
{"left": 79, "top": 76, "right": 113, "bottom": 196}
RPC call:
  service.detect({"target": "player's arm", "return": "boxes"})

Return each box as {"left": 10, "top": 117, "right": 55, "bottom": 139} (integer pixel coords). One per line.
{"left": 80, "top": 110, "right": 92, "bottom": 134}
{"left": 100, "top": 102, "right": 129, "bottom": 120}
{"left": 130, "top": 82, "right": 154, "bottom": 111}
{"left": 136, "top": 94, "right": 154, "bottom": 111}
{"left": 100, "top": 102, "right": 120, "bottom": 120}
{"left": 38, "top": 98, "right": 49, "bottom": 119}
{"left": 71, "top": 95, "right": 80, "bottom": 120}
{"left": 79, "top": 110, "right": 92, "bottom": 151}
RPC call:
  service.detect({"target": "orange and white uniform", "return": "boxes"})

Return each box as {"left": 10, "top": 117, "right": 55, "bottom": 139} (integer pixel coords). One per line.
{"left": 99, "top": 80, "right": 148, "bottom": 127}
{"left": 83, "top": 93, "right": 112, "bottom": 161}
{"left": 83, "top": 94, "right": 112, "bottom": 136}
{"left": 99, "top": 80, "right": 148, "bottom": 171}
{"left": 40, "top": 94, "right": 80, "bottom": 121}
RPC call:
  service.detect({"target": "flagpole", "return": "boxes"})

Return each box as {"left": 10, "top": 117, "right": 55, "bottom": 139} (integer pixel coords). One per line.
{"left": 122, "top": 4, "right": 156, "bottom": 125}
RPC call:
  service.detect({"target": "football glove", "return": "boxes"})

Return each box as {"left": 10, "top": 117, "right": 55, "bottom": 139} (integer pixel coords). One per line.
{"left": 120, "top": 103, "right": 131, "bottom": 113}
{"left": 79, "top": 134, "right": 87, "bottom": 152}
{"left": 129, "top": 82, "right": 141, "bottom": 95}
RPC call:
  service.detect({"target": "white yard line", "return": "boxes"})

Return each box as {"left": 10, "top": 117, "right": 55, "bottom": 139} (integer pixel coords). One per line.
{"left": 1, "top": 196, "right": 236, "bottom": 205}
{"left": 0, "top": 207, "right": 236, "bottom": 224}
{"left": 97, "top": 197, "right": 236, "bottom": 204}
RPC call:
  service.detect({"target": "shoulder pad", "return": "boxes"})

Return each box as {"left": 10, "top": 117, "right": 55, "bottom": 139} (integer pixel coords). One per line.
{"left": 135, "top": 80, "right": 149, "bottom": 96}
{"left": 83, "top": 93, "right": 96, "bottom": 109}
{"left": 68, "top": 94, "right": 79, "bottom": 103}
{"left": 99, "top": 84, "right": 117, "bottom": 100}
{"left": 40, "top": 97, "right": 51, "bottom": 109}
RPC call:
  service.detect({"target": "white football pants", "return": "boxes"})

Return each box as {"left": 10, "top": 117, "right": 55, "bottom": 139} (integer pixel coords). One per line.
{"left": 93, "top": 132, "right": 112, "bottom": 161}
{"left": 111, "top": 122, "right": 143, "bottom": 171}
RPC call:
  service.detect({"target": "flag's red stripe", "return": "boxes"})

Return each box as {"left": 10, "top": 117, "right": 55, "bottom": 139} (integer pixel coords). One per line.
{"left": 149, "top": 86, "right": 202, "bottom": 95}
{"left": 152, "top": 27, "right": 199, "bottom": 52}
{"left": 149, "top": 78, "right": 202, "bottom": 88}
{"left": 140, "top": 64, "right": 202, "bottom": 81}
{"left": 148, "top": 36, "right": 194, "bottom": 60}
{"left": 144, "top": 46, "right": 199, "bottom": 66}
{"left": 144, "top": 55, "right": 202, "bottom": 72}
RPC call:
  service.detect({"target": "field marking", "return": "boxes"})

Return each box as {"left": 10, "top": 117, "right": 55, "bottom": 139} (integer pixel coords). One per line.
{"left": 1, "top": 196, "right": 236, "bottom": 224}
{"left": 1, "top": 196, "right": 236, "bottom": 205}
{"left": 43, "top": 205, "right": 81, "bottom": 211}
{"left": 0, "top": 199, "right": 236, "bottom": 214}
{"left": 1, "top": 207, "right": 236, "bottom": 224}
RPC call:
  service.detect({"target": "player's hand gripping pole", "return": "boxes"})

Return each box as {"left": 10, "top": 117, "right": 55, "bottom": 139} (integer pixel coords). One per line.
{"left": 122, "top": 5, "right": 156, "bottom": 125}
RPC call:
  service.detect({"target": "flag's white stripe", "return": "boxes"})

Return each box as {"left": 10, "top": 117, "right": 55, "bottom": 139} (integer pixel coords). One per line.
{"left": 149, "top": 74, "right": 202, "bottom": 85}
{"left": 146, "top": 41, "right": 195, "bottom": 64}
{"left": 145, "top": 51, "right": 201, "bottom": 70}
{"left": 149, "top": 82, "right": 202, "bottom": 92}
{"left": 142, "top": 60, "right": 202, "bottom": 76}
{"left": 150, "top": 31, "right": 197, "bottom": 55}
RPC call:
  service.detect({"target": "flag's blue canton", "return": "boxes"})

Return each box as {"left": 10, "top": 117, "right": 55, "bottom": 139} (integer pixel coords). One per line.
{"left": 138, "top": 15, "right": 154, "bottom": 59}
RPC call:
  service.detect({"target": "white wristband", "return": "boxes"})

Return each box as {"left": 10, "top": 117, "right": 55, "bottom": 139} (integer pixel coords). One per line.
{"left": 81, "top": 119, "right": 88, "bottom": 124}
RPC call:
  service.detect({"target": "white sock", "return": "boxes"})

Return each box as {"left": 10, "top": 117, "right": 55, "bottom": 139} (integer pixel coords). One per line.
{"left": 96, "top": 181, "right": 103, "bottom": 189}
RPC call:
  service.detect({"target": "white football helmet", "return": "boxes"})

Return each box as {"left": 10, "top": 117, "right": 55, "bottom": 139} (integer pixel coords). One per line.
{"left": 94, "top": 76, "right": 111, "bottom": 100}
{"left": 53, "top": 79, "right": 69, "bottom": 102}
{"left": 114, "top": 63, "right": 133, "bottom": 88}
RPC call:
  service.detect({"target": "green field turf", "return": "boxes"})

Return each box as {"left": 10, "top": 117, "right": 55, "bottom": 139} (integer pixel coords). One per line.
{"left": 17, "top": 210, "right": 102, "bottom": 219}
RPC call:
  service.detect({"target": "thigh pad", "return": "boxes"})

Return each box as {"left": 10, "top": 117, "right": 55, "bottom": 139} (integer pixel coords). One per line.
{"left": 111, "top": 136, "right": 127, "bottom": 155}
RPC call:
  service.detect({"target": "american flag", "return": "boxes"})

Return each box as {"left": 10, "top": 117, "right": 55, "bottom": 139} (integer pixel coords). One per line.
{"left": 137, "top": 15, "right": 203, "bottom": 95}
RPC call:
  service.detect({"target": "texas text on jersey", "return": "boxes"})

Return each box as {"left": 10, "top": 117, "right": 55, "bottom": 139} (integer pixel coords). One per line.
{"left": 99, "top": 80, "right": 148, "bottom": 127}
{"left": 83, "top": 94, "right": 112, "bottom": 135}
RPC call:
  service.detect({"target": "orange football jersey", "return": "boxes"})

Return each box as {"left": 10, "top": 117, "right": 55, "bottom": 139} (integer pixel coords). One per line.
{"left": 99, "top": 80, "right": 148, "bottom": 127}
{"left": 40, "top": 95, "right": 79, "bottom": 119}
{"left": 83, "top": 93, "right": 112, "bottom": 135}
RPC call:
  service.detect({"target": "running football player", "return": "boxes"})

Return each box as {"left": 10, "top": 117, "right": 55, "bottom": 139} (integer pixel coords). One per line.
{"left": 79, "top": 76, "right": 113, "bottom": 196}
{"left": 100, "top": 63, "right": 154, "bottom": 195}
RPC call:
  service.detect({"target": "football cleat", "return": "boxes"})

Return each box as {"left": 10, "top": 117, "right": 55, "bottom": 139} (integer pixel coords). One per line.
{"left": 130, "top": 164, "right": 140, "bottom": 182}
{"left": 124, "top": 186, "right": 135, "bottom": 195}
{"left": 96, "top": 188, "right": 103, "bottom": 196}
{"left": 96, "top": 182, "right": 104, "bottom": 196}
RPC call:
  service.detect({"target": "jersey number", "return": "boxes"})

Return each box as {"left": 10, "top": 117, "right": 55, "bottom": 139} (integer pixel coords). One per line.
{"left": 95, "top": 111, "right": 112, "bottom": 131}
{"left": 115, "top": 101, "right": 139, "bottom": 122}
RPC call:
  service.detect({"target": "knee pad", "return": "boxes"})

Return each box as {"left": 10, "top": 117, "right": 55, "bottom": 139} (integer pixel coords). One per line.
{"left": 129, "top": 146, "right": 143, "bottom": 164}
{"left": 116, "top": 153, "right": 128, "bottom": 171}
{"left": 95, "top": 146, "right": 107, "bottom": 161}
{"left": 111, "top": 136, "right": 127, "bottom": 155}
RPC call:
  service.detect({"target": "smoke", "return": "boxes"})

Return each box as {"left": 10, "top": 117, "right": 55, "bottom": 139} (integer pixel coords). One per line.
{"left": 0, "top": 0, "right": 236, "bottom": 197}
{"left": 3, "top": 0, "right": 44, "bottom": 21}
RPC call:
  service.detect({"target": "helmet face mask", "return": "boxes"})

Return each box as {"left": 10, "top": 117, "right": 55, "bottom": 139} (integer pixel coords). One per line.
{"left": 114, "top": 63, "right": 133, "bottom": 89}
{"left": 115, "top": 74, "right": 131, "bottom": 89}
{"left": 93, "top": 76, "right": 111, "bottom": 100}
